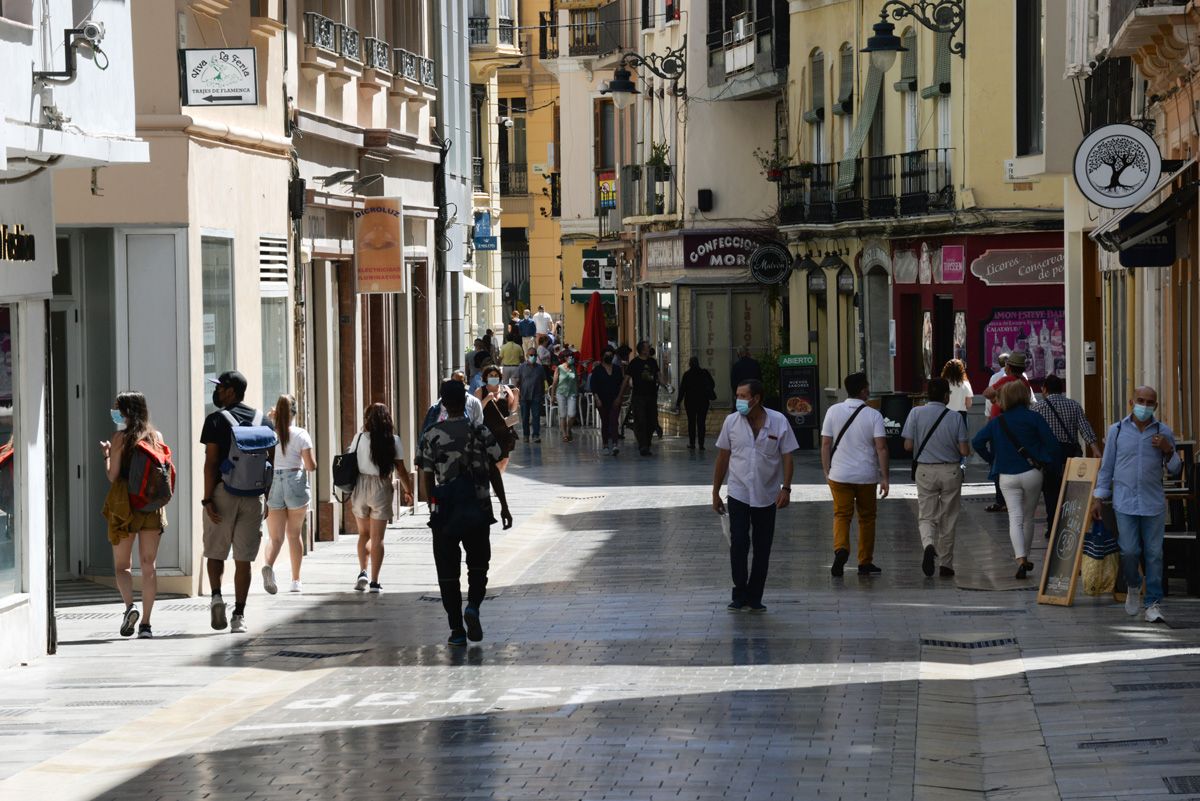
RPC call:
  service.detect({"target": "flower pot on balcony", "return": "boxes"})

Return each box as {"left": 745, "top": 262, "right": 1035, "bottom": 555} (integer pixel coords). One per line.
{"left": 766, "top": 168, "right": 783, "bottom": 182}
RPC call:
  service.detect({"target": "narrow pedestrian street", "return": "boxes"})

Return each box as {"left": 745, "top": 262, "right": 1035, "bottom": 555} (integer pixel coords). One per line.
{"left": 2, "top": 433, "right": 1199, "bottom": 801}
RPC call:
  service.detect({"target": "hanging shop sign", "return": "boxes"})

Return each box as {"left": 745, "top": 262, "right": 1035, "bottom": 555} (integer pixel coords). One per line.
{"left": 0, "top": 224, "right": 35, "bottom": 262}
{"left": 1073, "top": 123, "right": 1162, "bottom": 210}
{"left": 1117, "top": 212, "right": 1178, "bottom": 268}
{"left": 981, "top": 308, "right": 1065, "bottom": 380}
{"left": 684, "top": 231, "right": 770, "bottom": 268}
{"left": 748, "top": 242, "right": 793, "bottom": 285}
{"left": 179, "top": 48, "right": 259, "bottom": 106}
{"left": 354, "top": 198, "right": 405, "bottom": 293}
{"left": 970, "top": 249, "right": 1064, "bottom": 285}
{"left": 472, "top": 210, "right": 497, "bottom": 251}
{"left": 940, "top": 245, "right": 965, "bottom": 283}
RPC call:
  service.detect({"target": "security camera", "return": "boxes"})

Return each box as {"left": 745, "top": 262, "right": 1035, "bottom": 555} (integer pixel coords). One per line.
{"left": 80, "top": 20, "right": 105, "bottom": 45}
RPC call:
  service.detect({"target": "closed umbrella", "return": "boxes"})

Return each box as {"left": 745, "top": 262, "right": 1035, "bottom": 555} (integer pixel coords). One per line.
{"left": 578, "top": 291, "right": 608, "bottom": 366}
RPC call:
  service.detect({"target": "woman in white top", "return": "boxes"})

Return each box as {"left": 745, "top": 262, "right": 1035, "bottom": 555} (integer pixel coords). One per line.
{"left": 941, "top": 359, "right": 974, "bottom": 419}
{"left": 350, "top": 403, "right": 414, "bottom": 593}
{"left": 262, "top": 395, "right": 316, "bottom": 594}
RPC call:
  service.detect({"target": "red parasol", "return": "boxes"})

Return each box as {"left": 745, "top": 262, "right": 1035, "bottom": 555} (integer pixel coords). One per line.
{"left": 578, "top": 290, "right": 608, "bottom": 367}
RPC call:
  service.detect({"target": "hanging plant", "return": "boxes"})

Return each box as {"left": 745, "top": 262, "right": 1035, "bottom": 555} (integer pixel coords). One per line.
{"left": 753, "top": 146, "right": 793, "bottom": 182}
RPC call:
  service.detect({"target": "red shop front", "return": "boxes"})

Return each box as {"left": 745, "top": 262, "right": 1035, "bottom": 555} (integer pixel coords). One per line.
{"left": 890, "top": 232, "right": 1064, "bottom": 394}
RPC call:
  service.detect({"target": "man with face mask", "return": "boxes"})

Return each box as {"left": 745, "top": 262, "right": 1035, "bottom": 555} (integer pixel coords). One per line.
{"left": 712, "top": 379, "right": 797, "bottom": 612}
{"left": 518, "top": 309, "right": 537, "bottom": 353}
{"left": 1093, "top": 386, "right": 1181, "bottom": 624}
{"left": 589, "top": 347, "right": 624, "bottom": 455}
{"left": 514, "top": 348, "right": 546, "bottom": 443}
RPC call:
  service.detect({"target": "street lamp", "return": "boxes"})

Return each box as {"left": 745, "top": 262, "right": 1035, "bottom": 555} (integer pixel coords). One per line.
{"left": 860, "top": 0, "right": 966, "bottom": 68}
{"left": 600, "top": 39, "right": 687, "bottom": 108}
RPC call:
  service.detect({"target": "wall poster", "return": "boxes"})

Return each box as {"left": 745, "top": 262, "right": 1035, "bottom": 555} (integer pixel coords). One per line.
{"left": 982, "top": 308, "right": 1065, "bottom": 380}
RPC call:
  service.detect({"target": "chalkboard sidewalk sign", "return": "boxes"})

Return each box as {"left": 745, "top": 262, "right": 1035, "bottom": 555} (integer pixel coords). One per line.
{"left": 1038, "top": 457, "right": 1102, "bottom": 606}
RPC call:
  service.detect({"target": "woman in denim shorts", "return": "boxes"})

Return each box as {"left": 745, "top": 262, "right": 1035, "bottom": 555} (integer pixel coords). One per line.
{"left": 262, "top": 395, "right": 316, "bottom": 594}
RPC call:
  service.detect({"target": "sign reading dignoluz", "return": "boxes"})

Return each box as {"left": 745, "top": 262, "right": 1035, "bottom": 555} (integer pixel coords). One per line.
{"left": 354, "top": 199, "right": 405, "bottom": 294}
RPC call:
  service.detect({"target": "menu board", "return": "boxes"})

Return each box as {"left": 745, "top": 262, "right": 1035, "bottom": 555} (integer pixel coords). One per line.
{"left": 1038, "top": 457, "right": 1101, "bottom": 606}
{"left": 779, "top": 355, "right": 819, "bottom": 447}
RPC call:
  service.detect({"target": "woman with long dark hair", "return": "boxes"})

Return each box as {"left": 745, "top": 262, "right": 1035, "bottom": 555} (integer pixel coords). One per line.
{"left": 941, "top": 358, "right": 974, "bottom": 420}
{"left": 349, "top": 403, "right": 414, "bottom": 592}
{"left": 262, "top": 395, "right": 316, "bottom": 594}
{"left": 476, "top": 364, "right": 519, "bottom": 471}
{"left": 100, "top": 392, "right": 168, "bottom": 639}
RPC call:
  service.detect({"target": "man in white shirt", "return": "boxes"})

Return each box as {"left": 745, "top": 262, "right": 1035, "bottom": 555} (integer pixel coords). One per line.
{"left": 712, "top": 379, "right": 798, "bottom": 613}
{"left": 532, "top": 305, "right": 553, "bottom": 337}
{"left": 820, "top": 372, "right": 889, "bottom": 577}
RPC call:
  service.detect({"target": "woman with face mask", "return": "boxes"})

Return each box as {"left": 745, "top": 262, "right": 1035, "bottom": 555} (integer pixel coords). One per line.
{"left": 590, "top": 348, "right": 625, "bottom": 455}
{"left": 551, "top": 350, "right": 580, "bottom": 443}
{"left": 99, "top": 392, "right": 169, "bottom": 639}
{"left": 475, "top": 365, "right": 520, "bottom": 471}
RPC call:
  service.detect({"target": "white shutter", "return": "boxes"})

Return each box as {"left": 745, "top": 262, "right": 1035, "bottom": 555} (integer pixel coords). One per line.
{"left": 259, "top": 236, "right": 290, "bottom": 298}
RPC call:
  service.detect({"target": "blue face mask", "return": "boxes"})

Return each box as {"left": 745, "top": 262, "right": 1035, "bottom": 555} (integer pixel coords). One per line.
{"left": 110, "top": 409, "right": 126, "bottom": 429}
{"left": 1133, "top": 403, "right": 1155, "bottom": 422}
{"left": 735, "top": 399, "right": 752, "bottom": 416}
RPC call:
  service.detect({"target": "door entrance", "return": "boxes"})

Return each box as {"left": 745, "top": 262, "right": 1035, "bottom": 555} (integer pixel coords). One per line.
{"left": 933, "top": 296, "right": 955, "bottom": 373}
{"left": 50, "top": 236, "right": 85, "bottom": 579}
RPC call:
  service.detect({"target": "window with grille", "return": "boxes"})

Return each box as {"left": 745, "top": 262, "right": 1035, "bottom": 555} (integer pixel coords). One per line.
{"left": 258, "top": 236, "right": 290, "bottom": 405}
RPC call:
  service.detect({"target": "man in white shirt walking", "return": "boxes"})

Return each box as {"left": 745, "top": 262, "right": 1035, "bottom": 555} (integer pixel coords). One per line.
{"left": 820, "top": 372, "right": 889, "bottom": 576}
{"left": 712, "top": 379, "right": 798, "bottom": 612}
{"left": 532, "top": 305, "right": 553, "bottom": 337}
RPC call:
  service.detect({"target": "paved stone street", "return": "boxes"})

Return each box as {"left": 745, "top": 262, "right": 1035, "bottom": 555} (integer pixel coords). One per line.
{"left": 3, "top": 431, "right": 1200, "bottom": 801}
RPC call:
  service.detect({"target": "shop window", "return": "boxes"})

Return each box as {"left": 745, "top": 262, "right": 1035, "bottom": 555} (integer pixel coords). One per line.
{"left": 202, "top": 237, "right": 235, "bottom": 414}
{"left": 0, "top": 305, "right": 16, "bottom": 597}
{"left": 259, "top": 236, "right": 290, "bottom": 408}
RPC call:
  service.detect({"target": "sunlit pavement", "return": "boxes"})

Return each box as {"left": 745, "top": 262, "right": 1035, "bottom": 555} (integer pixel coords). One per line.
{"left": 3, "top": 429, "right": 1200, "bottom": 801}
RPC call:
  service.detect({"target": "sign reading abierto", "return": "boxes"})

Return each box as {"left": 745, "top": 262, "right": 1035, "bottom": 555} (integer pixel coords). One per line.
{"left": 354, "top": 198, "right": 405, "bottom": 294}
{"left": 180, "top": 48, "right": 259, "bottom": 106}
{"left": 1073, "top": 123, "right": 1162, "bottom": 210}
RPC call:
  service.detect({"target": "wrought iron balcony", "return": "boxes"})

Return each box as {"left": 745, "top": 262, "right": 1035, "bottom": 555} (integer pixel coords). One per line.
{"left": 469, "top": 17, "right": 489, "bottom": 45}
{"left": 548, "top": 173, "right": 561, "bottom": 217}
{"left": 1110, "top": 0, "right": 1186, "bottom": 41}
{"left": 394, "top": 48, "right": 418, "bottom": 82}
{"left": 498, "top": 17, "right": 516, "bottom": 46}
{"left": 304, "top": 11, "right": 336, "bottom": 52}
{"left": 704, "top": 7, "right": 789, "bottom": 92}
{"left": 363, "top": 37, "right": 390, "bottom": 71}
{"left": 538, "top": 12, "right": 559, "bottom": 59}
{"left": 1109, "top": 0, "right": 1189, "bottom": 58}
{"left": 419, "top": 57, "right": 436, "bottom": 87}
{"left": 627, "top": 164, "right": 677, "bottom": 217}
{"left": 778, "top": 149, "right": 954, "bottom": 226}
{"left": 337, "top": 24, "right": 361, "bottom": 63}
{"left": 500, "top": 162, "right": 528, "bottom": 195}
{"left": 472, "top": 157, "right": 485, "bottom": 193}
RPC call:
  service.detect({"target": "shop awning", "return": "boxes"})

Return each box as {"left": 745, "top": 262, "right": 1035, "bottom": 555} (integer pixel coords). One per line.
{"left": 461, "top": 276, "right": 492, "bottom": 294}
{"left": 1089, "top": 157, "right": 1196, "bottom": 252}
{"left": 569, "top": 288, "right": 616, "bottom": 304}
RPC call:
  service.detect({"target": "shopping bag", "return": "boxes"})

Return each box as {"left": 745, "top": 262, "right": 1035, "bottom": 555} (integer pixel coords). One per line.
{"left": 719, "top": 509, "right": 731, "bottom": 545}
{"left": 1081, "top": 519, "right": 1119, "bottom": 596}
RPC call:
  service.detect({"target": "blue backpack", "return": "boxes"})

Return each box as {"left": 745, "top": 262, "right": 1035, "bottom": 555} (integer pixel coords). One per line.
{"left": 220, "top": 410, "right": 278, "bottom": 496}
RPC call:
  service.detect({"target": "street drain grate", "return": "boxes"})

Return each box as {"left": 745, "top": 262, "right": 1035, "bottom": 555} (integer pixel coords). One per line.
{"left": 1079, "top": 738, "right": 1168, "bottom": 750}
{"left": 558, "top": 495, "right": 606, "bottom": 500}
{"left": 1115, "top": 681, "right": 1200, "bottom": 692}
{"left": 290, "top": 618, "right": 378, "bottom": 625}
{"left": 275, "top": 649, "right": 372, "bottom": 660}
{"left": 944, "top": 609, "right": 1028, "bottom": 616}
{"left": 56, "top": 612, "right": 123, "bottom": 620}
{"left": 158, "top": 603, "right": 214, "bottom": 612}
{"left": 920, "top": 637, "right": 1018, "bottom": 649}
{"left": 245, "top": 635, "right": 369, "bottom": 646}
{"left": 64, "top": 699, "right": 161, "bottom": 708}
{"left": 1163, "top": 775, "right": 1200, "bottom": 794}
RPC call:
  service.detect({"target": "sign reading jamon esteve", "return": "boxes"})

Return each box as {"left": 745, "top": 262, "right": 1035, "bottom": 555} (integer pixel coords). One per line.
{"left": 354, "top": 198, "right": 405, "bottom": 294}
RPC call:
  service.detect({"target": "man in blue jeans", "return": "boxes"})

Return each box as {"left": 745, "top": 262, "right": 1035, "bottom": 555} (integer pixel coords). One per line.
{"left": 711, "top": 379, "right": 798, "bottom": 612}
{"left": 1093, "top": 385, "right": 1181, "bottom": 624}
{"left": 513, "top": 348, "right": 545, "bottom": 444}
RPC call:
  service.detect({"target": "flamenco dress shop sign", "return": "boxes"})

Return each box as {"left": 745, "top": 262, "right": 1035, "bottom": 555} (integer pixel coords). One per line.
{"left": 970, "top": 249, "right": 1064, "bottom": 285}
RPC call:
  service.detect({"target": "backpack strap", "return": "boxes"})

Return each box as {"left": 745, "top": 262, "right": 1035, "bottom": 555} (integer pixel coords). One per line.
{"left": 221, "top": 409, "right": 238, "bottom": 428}
{"left": 831, "top": 404, "right": 867, "bottom": 458}
{"left": 251, "top": 410, "right": 263, "bottom": 426}
{"left": 1044, "top": 395, "right": 1073, "bottom": 445}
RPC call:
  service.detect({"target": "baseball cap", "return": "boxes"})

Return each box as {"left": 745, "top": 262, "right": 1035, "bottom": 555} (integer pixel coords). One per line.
{"left": 208, "top": 370, "right": 248, "bottom": 395}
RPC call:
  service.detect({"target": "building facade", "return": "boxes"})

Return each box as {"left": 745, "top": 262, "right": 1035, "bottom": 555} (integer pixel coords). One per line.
{"left": 1, "top": 0, "right": 146, "bottom": 666}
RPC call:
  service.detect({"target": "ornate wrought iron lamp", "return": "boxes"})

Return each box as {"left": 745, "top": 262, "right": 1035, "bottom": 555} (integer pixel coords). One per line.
{"left": 861, "top": 1, "right": 966, "bottom": 72}
{"left": 600, "top": 39, "right": 687, "bottom": 110}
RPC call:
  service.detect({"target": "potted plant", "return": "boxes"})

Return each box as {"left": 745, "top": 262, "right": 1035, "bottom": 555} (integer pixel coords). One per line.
{"left": 647, "top": 140, "right": 671, "bottom": 180}
{"left": 753, "top": 146, "right": 793, "bottom": 182}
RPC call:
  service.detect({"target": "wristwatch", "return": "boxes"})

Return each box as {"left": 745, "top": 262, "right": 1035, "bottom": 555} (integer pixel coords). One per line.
{"left": 781, "top": 487, "right": 792, "bottom": 493}
{"left": 200, "top": 498, "right": 213, "bottom": 507}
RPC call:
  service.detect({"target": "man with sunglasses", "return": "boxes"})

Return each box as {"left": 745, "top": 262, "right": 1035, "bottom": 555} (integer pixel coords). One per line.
{"left": 1093, "top": 386, "right": 1181, "bottom": 624}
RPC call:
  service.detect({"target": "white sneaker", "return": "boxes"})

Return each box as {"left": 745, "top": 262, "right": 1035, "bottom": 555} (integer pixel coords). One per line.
{"left": 354, "top": 571, "right": 369, "bottom": 592}
{"left": 1145, "top": 604, "right": 1165, "bottom": 624}
{"left": 1125, "top": 586, "right": 1142, "bottom": 616}
{"left": 261, "top": 565, "right": 278, "bottom": 595}
{"left": 289, "top": 580, "right": 303, "bottom": 593}
{"left": 230, "top": 614, "right": 247, "bottom": 633}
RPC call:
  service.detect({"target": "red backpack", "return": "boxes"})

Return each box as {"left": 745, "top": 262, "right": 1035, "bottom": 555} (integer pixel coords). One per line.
{"left": 127, "top": 438, "right": 176, "bottom": 512}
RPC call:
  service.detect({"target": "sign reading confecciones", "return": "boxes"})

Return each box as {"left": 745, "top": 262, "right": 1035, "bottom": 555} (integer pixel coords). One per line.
{"left": 0, "top": 224, "right": 35, "bottom": 262}
{"left": 354, "top": 198, "right": 405, "bottom": 294}
{"left": 683, "top": 231, "right": 770, "bottom": 268}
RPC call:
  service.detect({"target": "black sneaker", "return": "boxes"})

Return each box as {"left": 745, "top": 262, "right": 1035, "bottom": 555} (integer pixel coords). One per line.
{"left": 747, "top": 603, "right": 767, "bottom": 613}
{"left": 137, "top": 624, "right": 153, "bottom": 639}
{"left": 369, "top": 582, "right": 383, "bottom": 594}
{"left": 831, "top": 549, "right": 849, "bottom": 577}
{"left": 939, "top": 566, "right": 956, "bottom": 578}
{"left": 857, "top": 563, "right": 882, "bottom": 575}
{"left": 448, "top": 629, "right": 468, "bottom": 646}
{"left": 464, "top": 606, "right": 483, "bottom": 642}
{"left": 727, "top": 601, "right": 747, "bottom": 612}
{"left": 120, "top": 605, "right": 140, "bottom": 637}
{"left": 1015, "top": 562, "right": 1030, "bottom": 579}
{"left": 354, "top": 571, "right": 369, "bottom": 592}
{"left": 922, "top": 545, "right": 937, "bottom": 577}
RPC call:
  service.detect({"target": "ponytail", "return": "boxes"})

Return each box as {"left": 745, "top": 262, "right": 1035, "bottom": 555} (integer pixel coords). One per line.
{"left": 274, "top": 394, "right": 296, "bottom": 453}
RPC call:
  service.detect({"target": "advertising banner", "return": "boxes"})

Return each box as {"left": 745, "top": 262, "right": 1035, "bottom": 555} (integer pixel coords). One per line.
{"left": 779, "top": 354, "right": 819, "bottom": 447}
{"left": 941, "top": 245, "right": 965, "bottom": 283}
{"left": 982, "top": 308, "right": 1065, "bottom": 380}
{"left": 354, "top": 198, "right": 405, "bottom": 293}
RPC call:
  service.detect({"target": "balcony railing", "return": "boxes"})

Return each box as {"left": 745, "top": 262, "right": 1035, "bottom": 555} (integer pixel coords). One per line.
{"left": 631, "top": 164, "right": 677, "bottom": 217}
{"left": 548, "top": 173, "right": 561, "bottom": 216}
{"left": 500, "top": 162, "right": 528, "bottom": 195}
{"left": 472, "top": 157, "right": 485, "bottom": 192}
{"left": 304, "top": 11, "right": 336, "bottom": 52}
{"left": 337, "top": 24, "right": 361, "bottom": 63}
{"left": 538, "top": 11, "right": 559, "bottom": 59}
{"left": 469, "top": 17, "right": 489, "bottom": 45}
{"left": 420, "top": 57, "right": 435, "bottom": 86}
{"left": 395, "top": 48, "right": 418, "bottom": 82}
{"left": 1109, "top": 0, "right": 1185, "bottom": 40}
{"left": 363, "top": 37, "right": 390, "bottom": 71}
{"left": 498, "top": 17, "right": 516, "bottom": 45}
{"left": 778, "top": 149, "right": 954, "bottom": 225}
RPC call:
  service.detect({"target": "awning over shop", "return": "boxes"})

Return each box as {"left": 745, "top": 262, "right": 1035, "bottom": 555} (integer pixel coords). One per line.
{"left": 1090, "top": 157, "right": 1196, "bottom": 253}
{"left": 461, "top": 276, "right": 492, "bottom": 294}
{"left": 569, "top": 288, "right": 616, "bottom": 304}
